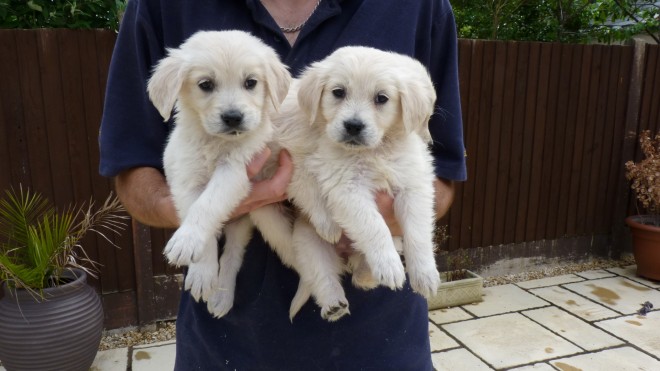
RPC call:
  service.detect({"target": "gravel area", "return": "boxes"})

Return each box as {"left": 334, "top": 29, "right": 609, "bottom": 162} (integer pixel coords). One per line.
{"left": 481, "top": 255, "right": 635, "bottom": 287}
{"left": 98, "top": 255, "right": 636, "bottom": 351}
{"left": 99, "top": 321, "right": 176, "bottom": 351}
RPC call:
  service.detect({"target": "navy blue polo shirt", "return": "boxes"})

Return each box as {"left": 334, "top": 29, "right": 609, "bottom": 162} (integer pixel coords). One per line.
{"left": 99, "top": 0, "right": 466, "bottom": 370}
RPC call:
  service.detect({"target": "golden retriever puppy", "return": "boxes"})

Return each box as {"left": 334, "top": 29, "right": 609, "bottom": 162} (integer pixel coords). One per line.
{"left": 277, "top": 46, "right": 440, "bottom": 321}
{"left": 147, "top": 30, "right": 294, "bottom": 318}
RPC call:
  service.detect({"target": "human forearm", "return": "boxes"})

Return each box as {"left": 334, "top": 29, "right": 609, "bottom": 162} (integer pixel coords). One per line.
{"left": 114, "top": 167, "right": 180, "bottom": 229}
{"left": 113, "top": 149, "right": 293, "bottom": 230}
{"left": 375, "top": 177, "right": 455, "bottom": 237}
{"left": 433, "top": 177, "right": 455, "bottom": 219}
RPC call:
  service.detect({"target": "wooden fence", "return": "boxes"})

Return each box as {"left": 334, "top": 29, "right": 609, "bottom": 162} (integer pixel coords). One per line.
{"left": 1, "top": 29, "right": 658, "bottom": 328}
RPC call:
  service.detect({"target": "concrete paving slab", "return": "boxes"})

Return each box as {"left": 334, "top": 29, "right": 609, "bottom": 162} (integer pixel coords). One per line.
{"left": 516, "top": 274, "right": 584, "bottom": 289}
{"left": 431, "top": 348, "right": 492, "bottom": 371}
{"left": 429, "top": 322, "right": 459, "bottom": 352}
{"left": 462, "top": 284, "right": 549, "bottom": 317}
{"left": 523, "top": 307, "right": 623, "bottom": 351}
{"left": 563, "top": 276, "right": 660, "bottom": 314}
{"left": 550, "top": 346, "right": 660, "bottom": 371}
{"left": 606, "top": 266, "right": 660, "bottom": 289}
{"left": 429, "top": 306, "right": 473, "bottom": 325}
{"left": 442, "top": 313, "right": 581, "bottom": 369}
{"left": 529, "top": 286, "right": 619, "bottom": 321}
{"left": 91, "top": 347, "right": 129, "bottom": 371}
{"left": 596, "top": 311, "right": 660, "bottom": 356}
{"left": 575, "top": 269, "right": 616, "bottom": 280}
{"left": 508, "top": 363, "right": 556, "bottom": 371}
{"left": 132, "top": 341, "right": 176, "bottom": 371}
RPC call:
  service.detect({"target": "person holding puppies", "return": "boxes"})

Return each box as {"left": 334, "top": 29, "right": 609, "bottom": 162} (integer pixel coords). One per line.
{"left": 99, "top": 0, "right": 466, "bottom": 370}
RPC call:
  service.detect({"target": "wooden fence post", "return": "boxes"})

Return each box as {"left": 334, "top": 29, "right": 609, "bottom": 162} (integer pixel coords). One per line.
{"left": 132, "top": 219, "right": 157, "bottom": 328}
{"left": 611, "top": 39, "right": 648, "bottom": 256}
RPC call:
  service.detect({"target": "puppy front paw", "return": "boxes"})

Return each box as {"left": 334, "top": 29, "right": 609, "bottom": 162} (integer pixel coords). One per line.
{"left": 164, "top": 226, "right": 205, "bottom": 266}
{"left": 184, "top": 261, "right": 219, "bottom": 302}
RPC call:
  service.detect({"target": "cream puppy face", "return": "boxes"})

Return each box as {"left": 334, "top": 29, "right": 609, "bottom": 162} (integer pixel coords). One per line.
{"left": 298, "top": 46, "right": 436, "bottom": 149}
{"left": 148, "top": 31, "right": 291, "bottom": 138}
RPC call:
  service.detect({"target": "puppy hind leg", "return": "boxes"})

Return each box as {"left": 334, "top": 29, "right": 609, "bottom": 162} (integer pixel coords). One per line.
{"left": 249, "top": 204, "right": 296, "bottom": 268}
{"left": 207, "top": 216, "right": 253, "bottom": 318}
{"left": 291, "top": 218, "right": 349, "bottom": 322}
{"left": 289, "top": 166, "right": 342, "bottom": 244}
{"left": 348, "top": 253, "right": 378, "bottom": 290}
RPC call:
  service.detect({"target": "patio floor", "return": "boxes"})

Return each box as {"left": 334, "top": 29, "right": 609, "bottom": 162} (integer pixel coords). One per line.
{"left": 6, "top": 264, "right": 658, "bottom": 371}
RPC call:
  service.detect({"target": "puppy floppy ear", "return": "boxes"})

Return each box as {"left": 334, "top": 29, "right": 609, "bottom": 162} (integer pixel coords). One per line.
{"left": 297, "top": 63, "right": 325, "bottom": 125}
{"left": 265, "top": 59, "right": 292, "bottom": 111}
{"left": 147, "top": 50, "right": 185, "bottom": 121}
{"left": 399, "top": 72, "right": 436, "bottom": 144}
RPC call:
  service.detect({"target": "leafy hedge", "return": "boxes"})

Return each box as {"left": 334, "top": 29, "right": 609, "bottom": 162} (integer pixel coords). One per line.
{"left": 0, "top": 0, "right": 126, "bottom": 30}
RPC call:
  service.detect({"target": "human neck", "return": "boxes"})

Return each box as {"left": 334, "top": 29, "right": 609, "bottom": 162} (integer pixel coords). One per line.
{"left": 261, "top": 0, "right": 321, "bottom": 46}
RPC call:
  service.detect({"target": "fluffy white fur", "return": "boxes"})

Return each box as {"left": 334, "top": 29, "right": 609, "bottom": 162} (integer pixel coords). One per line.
{"left": 277, "top": 46, "right": 441, "bottom": 321}
{"left": 147, "top": 30, "right": 295, "bottom": 318}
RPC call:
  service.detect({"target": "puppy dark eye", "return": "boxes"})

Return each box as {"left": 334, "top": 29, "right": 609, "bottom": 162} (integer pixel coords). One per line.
{"left": 332, "top": 88, "right": 346, "bottom": 99}
{"left": 198, "top": 79, "right": 214, "bottom": 92}
{"left": 244, "top": 78, "right": 257, "bottom": 90}
{"left": 375, "top": 93, "right": 389, "bottom": 104}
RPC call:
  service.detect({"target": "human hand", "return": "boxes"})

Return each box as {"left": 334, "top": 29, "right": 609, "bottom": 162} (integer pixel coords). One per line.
{"left": 374, "top": 190, "right": 402, "bottom": 237}
{"left": 228, "top": 147, "right": 293, "bottom": 220}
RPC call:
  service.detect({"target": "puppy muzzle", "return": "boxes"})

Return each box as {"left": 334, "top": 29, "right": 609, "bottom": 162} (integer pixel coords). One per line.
{"left": 340, "top": 118, "right": 367, "bottom": 146}
{"left": 219, "top": 109, "right": 247, "bottom": 135}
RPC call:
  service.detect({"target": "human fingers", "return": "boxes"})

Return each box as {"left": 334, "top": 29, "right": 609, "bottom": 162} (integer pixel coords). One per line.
{"left": 375, "top": 191, "right": 402, "bottom": 236}
{"left": 246, "top": 147, "right": 272, "bottom": 179}
{"left": 227, "top": 150, "right": 293, "bottom": 220}
{"left": 268, "top": 149, "right": 293, "bottom": 193}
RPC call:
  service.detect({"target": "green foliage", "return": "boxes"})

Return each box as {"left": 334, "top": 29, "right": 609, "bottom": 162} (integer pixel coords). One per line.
{"left": 0, "top": 0, "right": 127, "bottom": 29}
{"left": 588, "top": 0, "right": 660, "bottom": 43}
{"left": 452, "top": 0, "right": 660, "bottom": 44}
{"left": 0, "top": 187, "right": 126, "bottom": 298}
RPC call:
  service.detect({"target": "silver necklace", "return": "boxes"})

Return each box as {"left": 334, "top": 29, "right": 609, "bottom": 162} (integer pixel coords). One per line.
{"left": 275, "top": 0, "right": 322, "bottom": 34}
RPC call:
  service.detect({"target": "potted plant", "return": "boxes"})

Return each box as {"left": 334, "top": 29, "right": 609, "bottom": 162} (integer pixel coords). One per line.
{"left": 0, "top": 187, "right": 125, "bottom": 371}
{"left": 427, "top": 226, "right": 483, "bottom": 310}
{"left": 624, "top": 129, "right": 660, "bottom": 281}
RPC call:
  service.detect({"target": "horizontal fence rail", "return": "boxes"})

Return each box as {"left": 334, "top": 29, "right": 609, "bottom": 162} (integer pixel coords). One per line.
{"left": 1, "top": 29, "right": 658, "bottom": 328}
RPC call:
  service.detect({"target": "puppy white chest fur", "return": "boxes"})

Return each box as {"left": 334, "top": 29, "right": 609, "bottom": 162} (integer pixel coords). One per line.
{"left": 308, "top": 134, "right": 434, "bottom": 197}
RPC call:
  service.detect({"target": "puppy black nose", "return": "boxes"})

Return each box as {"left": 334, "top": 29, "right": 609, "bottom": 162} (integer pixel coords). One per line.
{"left": 343, "top": 119, "right": 364, "bottom": 136}
{"left": 221, "top": 110, "right": 244, "bottom": 128}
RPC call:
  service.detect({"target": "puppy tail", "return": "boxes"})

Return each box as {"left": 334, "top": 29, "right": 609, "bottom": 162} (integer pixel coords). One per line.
{"left": 289, "top": 280, "right": 312, "bottom": 322}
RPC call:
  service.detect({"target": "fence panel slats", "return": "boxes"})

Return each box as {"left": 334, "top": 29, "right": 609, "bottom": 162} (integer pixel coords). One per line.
{"left": 0, "top": 31, "right": 27, "bottom": 192}
{"left": 502, "top": 43, "right": 529, "bottom": 241}
{"left": 596, "top": 46, "right": 623, "bottom": 232}
{"left": 459, "top": 39, "right": 484, "bottom": 250}
{"left": 556, "top": 44, "right": 582, "bottom": 236}
{"left": 15, "top": 31, "right": 54, "bottom": 200}
{"left": 567, "top": 45, "right": 593, "bottom": 235}
{"left": 515, "top": 42, "right": 540, "bottom": 243}
{"left": 534, "top": 43, "right": 560, "bottom": 240}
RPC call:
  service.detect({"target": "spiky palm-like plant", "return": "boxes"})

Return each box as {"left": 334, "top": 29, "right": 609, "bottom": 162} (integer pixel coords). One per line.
{"left": 0, "top": 186, "right": 126, "bottom": 298}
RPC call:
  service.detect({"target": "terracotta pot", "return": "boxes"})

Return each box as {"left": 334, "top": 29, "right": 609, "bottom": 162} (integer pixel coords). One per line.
{"left": 0, "top": 268, "right": 103, "bottom": 371}
{"left": 625, "top": 215, "right": 660, "bottom": 281}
